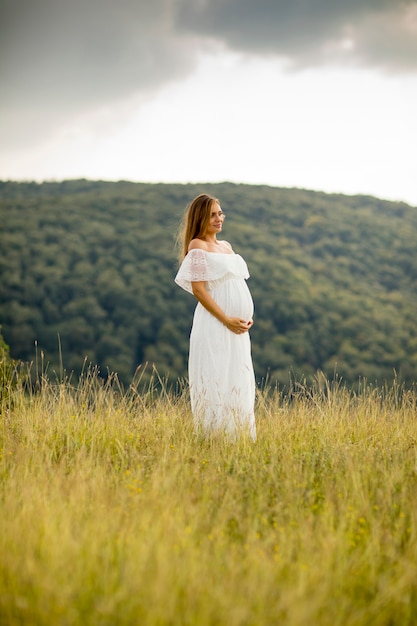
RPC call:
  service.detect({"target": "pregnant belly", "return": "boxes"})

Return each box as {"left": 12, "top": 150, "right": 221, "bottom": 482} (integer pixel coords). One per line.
{"left": 212, "top": 279, "right": 254, "bottom": 321}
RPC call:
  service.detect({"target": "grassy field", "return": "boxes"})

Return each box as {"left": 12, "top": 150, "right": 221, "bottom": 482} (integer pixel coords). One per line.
{"left": 1, "top": 366, "right": 417, "bottom": 625}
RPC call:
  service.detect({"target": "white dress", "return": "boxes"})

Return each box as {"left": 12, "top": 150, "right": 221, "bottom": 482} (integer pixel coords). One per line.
{"left": 175, "top": 249, "right": 256, "bottom": 439}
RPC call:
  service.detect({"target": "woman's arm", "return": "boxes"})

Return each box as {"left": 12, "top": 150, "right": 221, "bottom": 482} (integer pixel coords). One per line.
{"left": 191, "top": 281, "right": 252, "bottom": 334}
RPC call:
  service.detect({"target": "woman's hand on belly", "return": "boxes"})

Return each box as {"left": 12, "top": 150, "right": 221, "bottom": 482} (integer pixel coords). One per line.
{"left": 192, "top": 281, "right": 253, "bottom": 335}
{"left": 225, "top": 317, "right": 253, "bottom": 335}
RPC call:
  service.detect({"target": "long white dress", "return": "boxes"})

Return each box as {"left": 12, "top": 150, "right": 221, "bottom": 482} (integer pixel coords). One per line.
{"left": 175, "top": 249, "right": 256, "bottom": 439}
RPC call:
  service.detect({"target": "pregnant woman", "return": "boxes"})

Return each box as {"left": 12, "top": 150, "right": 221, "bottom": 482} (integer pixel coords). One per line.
{"left": 175, "top": 193, "right": 256, "bottom": 439}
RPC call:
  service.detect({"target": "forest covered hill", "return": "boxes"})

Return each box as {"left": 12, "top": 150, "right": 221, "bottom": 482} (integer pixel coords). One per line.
{"left": 1, "top": 179, "right": 417, "bottom": 388}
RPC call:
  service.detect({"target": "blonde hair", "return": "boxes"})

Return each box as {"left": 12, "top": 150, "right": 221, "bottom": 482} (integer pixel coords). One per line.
{"left": 177, "top": 193, "right": 219, "bottom": 261}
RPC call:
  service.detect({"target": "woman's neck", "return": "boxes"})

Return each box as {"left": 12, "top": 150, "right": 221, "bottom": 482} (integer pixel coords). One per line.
{"left": 201, "top": 235, "right": 218, "bottom": 244}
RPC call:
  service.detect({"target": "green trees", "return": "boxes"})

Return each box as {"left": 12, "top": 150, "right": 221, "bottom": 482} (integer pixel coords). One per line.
{"left": 1, "top": 179, "right": 417, "bottom": 387}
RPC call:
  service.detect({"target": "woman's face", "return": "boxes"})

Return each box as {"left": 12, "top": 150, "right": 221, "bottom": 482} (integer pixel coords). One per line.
{"left": 205, "top": 202, "right": 225, "bottom": 237}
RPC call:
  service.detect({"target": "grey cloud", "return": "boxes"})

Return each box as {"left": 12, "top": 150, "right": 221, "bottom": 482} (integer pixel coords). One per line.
{"left": 175, "top": 0, "right": 417, "bottom": 71}
{"left": 1, "top": 0, "right": 192, "bottom": 106}
{"left": 1, "top": 0, "right": 416, "bottom": 149}
{"left": 0, "top": 0, "right": 198, "bottom": 146}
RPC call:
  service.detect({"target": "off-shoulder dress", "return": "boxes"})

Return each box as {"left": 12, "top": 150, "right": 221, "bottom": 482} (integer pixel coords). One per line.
{"left": 175, "top": 249, "right": 256, "bottom": 439}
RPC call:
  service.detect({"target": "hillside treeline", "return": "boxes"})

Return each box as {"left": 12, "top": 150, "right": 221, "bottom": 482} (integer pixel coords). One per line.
{"left": 1, "top": 179, "right": 417, "bottom": 387}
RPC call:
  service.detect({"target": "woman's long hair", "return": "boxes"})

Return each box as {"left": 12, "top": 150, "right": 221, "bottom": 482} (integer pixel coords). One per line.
{"left": 177, "top": 193, "right": 219, "bottom": 261}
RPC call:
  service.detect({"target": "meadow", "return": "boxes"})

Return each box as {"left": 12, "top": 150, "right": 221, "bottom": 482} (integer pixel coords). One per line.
{"left": 1, "top": 365, "right": 417, "bottom": 625}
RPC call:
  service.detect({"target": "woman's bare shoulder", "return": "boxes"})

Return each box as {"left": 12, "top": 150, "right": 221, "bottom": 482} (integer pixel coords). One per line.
{"left": 188, "top": 239, "right": 209, "bottom": 252}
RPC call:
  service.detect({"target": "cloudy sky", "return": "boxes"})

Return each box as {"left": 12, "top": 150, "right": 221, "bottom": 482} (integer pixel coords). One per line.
{"left": 1, "top": 0, "right": 417, "bottom": 205}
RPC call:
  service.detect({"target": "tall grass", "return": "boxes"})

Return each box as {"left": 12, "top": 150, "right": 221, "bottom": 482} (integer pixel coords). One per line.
{"left": 1, "top": 366, "right": 417, "bottom": 625}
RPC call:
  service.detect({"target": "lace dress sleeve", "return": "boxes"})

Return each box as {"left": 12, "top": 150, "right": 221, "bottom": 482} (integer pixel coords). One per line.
{"left": 174, "top": 249, "right": 210, "bottom": 294}
{"left": 175, "top": 249, "right": 249, "bottom": 294}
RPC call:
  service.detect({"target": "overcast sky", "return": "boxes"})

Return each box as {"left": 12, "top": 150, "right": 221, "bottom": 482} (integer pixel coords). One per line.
{"left": 1, "top": 0, "right": 417, "bottom": 205}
